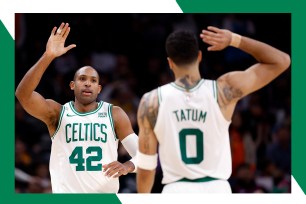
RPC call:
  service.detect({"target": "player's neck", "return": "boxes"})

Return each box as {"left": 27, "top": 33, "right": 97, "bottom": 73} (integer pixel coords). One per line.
{"left": 174, "top": 67, "right": 201, "bottom": 90}
{"left": 72, "top": 101, "right": 99, "bottom": 113}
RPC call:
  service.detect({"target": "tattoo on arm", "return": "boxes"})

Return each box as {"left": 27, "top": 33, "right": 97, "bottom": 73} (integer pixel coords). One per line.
{"left": 138, "top": 90, "right": 158, "bottom": 153}
{"left": 222, "top": 85, "right": 243, "bottom": 102}
{"left": 139, "top": 90, "right": 158, "bottom": 129}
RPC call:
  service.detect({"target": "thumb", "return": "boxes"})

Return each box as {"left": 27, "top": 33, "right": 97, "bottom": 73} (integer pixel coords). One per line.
{"left": 65, "top": 44, "right": 76, "bottom": 52}
{"left": 207, "top": 46, "right": 214, "bottom": 51}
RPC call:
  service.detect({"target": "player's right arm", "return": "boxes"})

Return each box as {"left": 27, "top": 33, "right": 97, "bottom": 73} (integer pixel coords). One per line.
{"left": 15, "top": 23, "right": 76, "bottom": 133}
{"left": 136, "top": 89, "right": 159, "bottom": 193}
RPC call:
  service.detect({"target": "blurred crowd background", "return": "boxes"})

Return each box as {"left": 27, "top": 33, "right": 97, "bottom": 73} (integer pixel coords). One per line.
{"left": 15, "top": 13, "right": 291, "bottom": 193}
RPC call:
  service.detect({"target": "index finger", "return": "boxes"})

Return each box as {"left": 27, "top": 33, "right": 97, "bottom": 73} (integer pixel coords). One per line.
{"left": 51, "top": 27, "right": 57, "bottom": 36}
{"left": 102, "top": 161, "right": 118, "bottom": 171}
{"left": 207, "top": 26, "right": 222, "bottom": 33}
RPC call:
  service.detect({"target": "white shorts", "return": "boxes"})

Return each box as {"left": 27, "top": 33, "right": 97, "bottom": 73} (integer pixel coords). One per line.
{"left": 162, "top": 179, "right": 232, "bottom": 193}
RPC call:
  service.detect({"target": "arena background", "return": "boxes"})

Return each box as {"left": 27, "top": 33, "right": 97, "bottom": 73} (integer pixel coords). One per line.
{"left": 15, "top": 13, "right": 291, "bottom": 193}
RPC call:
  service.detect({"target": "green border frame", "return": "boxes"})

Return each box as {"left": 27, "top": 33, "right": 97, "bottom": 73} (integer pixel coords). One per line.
{"left": 0, "top": 20, "right": 14, "bottom": 201}
{"left": 0, "top": 1, "right": 305, "bottom": 203}
{"left": 176, "top": 0, "right": 304, "bottom": 194}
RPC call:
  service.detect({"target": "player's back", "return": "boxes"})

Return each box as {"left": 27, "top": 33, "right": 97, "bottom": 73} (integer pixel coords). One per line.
{"left": 154, "top": 79, "right": 232, "bottom": 184}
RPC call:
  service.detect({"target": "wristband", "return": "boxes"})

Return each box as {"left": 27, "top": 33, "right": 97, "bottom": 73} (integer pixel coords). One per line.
{"left": 137, "top": 150, "right": 158, "bottom": 170}
{"left": 230, "top": 33, "right": 242, "bottom": 48}
{"left": 129, "top": 157, "right": 137, "bottom": 173}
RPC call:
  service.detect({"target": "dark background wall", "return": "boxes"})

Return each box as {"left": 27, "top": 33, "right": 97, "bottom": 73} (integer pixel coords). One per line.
{"left": 15, "top": 13, "right": 291, "bottom": 193}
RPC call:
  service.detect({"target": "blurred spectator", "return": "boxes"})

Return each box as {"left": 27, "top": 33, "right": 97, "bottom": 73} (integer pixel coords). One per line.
{"left": 229, "top": 112, "right": 245, "bottom": 174}
{"left": 231, "top": 163, "right": 268, "bottom": 193}
{"left": 266, "top": 124, "right": 291, "bottom": 174}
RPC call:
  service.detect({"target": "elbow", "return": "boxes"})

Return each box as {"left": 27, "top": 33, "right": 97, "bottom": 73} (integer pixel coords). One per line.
{"left": 281, "top": 52, "right": 291, "bottom": 71}
{"left": 15, "top": 87, "right": 21, "bottom": 101}
{"left": 15, "top": 86, "right": 25, "bottom": 103}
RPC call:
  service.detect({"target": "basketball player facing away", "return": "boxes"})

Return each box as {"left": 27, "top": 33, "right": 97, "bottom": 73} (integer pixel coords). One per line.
{"left": 15, "top": 23, "right": 139, "bottom": 193}
{"left": 136, "top": 26, "right": 290, "bottom": 193}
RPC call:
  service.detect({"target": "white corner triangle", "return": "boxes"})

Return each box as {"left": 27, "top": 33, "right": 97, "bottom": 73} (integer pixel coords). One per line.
{"left": 0, "top": 12, "right": 14, "bottom": 40}
{"left": 292, "top": 175, "right": 305, "bottom": 195}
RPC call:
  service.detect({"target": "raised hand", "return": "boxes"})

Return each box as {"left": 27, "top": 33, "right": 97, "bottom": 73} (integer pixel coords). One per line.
{"left": 45, "top": 22, "right": 76, "bottom": 58}
{"left": 200, "top": 26, "right": 232, "bottom": 51}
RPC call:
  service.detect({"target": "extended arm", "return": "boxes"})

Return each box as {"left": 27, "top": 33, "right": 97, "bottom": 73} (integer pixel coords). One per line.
{"left": 136, "top": 90, "right": 159, "bottom": 193}
{"left": 15, "top": 23, "right": 76, "bottom": 132}
{"left": 200, "top": 26, "right": 291, "bottom": 120}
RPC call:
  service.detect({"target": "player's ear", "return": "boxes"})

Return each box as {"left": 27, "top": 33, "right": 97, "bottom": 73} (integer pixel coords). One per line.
{"left": 69, "top": 81, "right": 75, "bottom": 90}
{"left": 167, "top": 57, "right": 174, "bottom": 70}
{"left": 197, "top": 50, "right": 202, "bottom": 63}
{"left": 98, "top": 85, "right": 102, "bottom": 94}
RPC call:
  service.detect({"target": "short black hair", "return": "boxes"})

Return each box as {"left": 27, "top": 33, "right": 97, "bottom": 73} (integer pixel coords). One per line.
{"left": 73, "top": 66, "right": 100, "bottom": 82}
{"left": 166, "top": 30, "right": 199, "bottom": 66}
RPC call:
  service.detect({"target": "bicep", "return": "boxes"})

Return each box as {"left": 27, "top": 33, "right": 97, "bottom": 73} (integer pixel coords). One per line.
{"left": 112, "top": 106, "right": 135, "bottom": 141}
{"left": 219, "top": 63, "right": 286, "bottom": 101}
{"left": 241, "top": 63, "right": 284, "bottom": 95}
{"left": 18, "top": 91, "right": 61, "bottom": 124}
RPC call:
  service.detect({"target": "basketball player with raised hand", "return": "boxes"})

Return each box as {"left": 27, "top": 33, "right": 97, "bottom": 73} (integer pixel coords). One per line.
{"left": 136, "top": 26, "right": 290, "bottom": 193}
{"left": 15, "top": 22, "right": 138, "bottom": 193}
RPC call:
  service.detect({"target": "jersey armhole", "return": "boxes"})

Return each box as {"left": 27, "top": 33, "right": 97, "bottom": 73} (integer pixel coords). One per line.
{"left": 157, "top": 87, "right": 162, "bottom": 105}
{"left": 204, "top": 79, "right": 218, "bottom": 103}
{"left": 213, "top": 80, "right": 218, "bottom": 104}
{"left": 108, "top": 104, "right": 118, "bottom": 140}
{"left": 51, "top": 105, "right": 65, "bottom": 140}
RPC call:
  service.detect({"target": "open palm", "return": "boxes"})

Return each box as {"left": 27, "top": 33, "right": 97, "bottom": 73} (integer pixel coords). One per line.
{"left": 200, "top": 26, "right": 232, "bottom": 51}
{"left": 46, "top": 22, "right": 76, "bottom": 58}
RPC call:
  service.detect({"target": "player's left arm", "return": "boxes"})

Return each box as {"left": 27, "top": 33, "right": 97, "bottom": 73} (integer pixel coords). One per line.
{"left": 201, "top": 26, "right": 291, "bottom": 99}
{"left": 200, "top": 26, "right": 291, "bottom": 120}
{"left": 102, "top": 106, "right": 138, "bottom": 178}
{"left": 136, "top": 89, "right": 159, "bottom": 193}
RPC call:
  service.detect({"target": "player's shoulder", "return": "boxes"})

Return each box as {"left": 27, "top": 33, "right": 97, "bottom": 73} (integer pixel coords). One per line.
{"left": 111, "top": 105, "right": 125, "bottom": 115}
{"left": 141, "top": 88, "right": 158, "bottom": 103}
{"left": 138, "top": 88, "right": 159, "bottom": 114}
{"left": 142, "top": 82, "right": 174, "bottom": 99}
{"left": 110, "top": 105, "right": 131, "bottom": 126}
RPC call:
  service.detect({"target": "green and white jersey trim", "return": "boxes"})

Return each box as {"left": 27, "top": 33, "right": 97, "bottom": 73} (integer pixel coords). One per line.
{"left": 108, "top": 104, "right": 118, "bottom": 140}
{"left": 170, "top": 79, "right": 205, "bottom": 93}
{"left": 51, "top": 105, "right": 65, "bottom": 139}
{"left": 159, "top": 79, "right": 218, "bottom": 103}
{"left": 69, "top": 101, "right": 103, "bottom": 116}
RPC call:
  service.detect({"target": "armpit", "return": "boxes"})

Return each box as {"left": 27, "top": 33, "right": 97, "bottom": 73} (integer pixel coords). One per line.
{"left": 222, "top": 85, "right": 243, "bottom": 102}
{"left": 217, "top": 76, "right": 243, "bottom": 106}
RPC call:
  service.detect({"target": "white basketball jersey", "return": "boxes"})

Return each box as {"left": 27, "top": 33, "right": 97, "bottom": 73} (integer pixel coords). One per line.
{"left": 154, "top": 79, "right": 232, "bottom": 184}
{"left": 49, "top": 101, "right": 119, "bottom": 193}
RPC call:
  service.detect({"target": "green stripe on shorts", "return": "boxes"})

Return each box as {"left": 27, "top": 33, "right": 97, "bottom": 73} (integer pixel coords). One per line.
{"left": 178, "top": 176, "right": 218, "bottom": 183}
